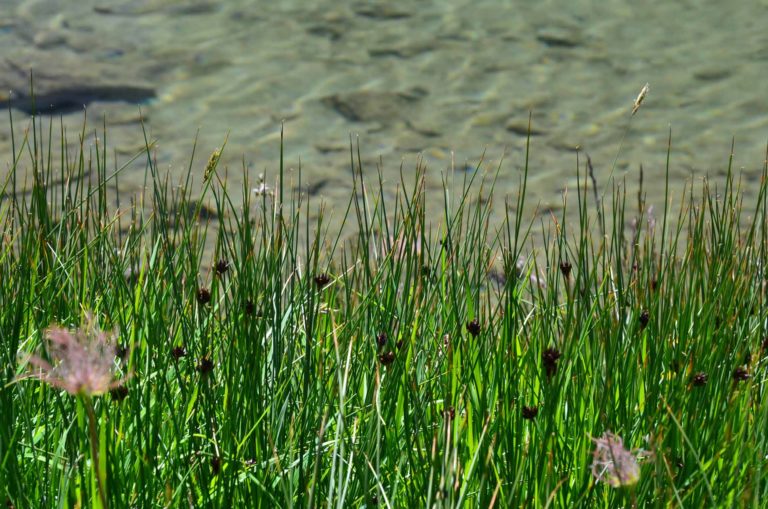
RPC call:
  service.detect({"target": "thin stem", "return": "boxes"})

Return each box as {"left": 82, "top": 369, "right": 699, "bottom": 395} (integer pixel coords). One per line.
{"left": 83, "top": 395, "right": 108, "bottom": 509}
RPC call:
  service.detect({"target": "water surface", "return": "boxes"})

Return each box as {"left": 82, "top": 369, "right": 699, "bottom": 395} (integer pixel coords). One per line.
{"left": 2, "top": 0, "right": 767, "bottom": 239}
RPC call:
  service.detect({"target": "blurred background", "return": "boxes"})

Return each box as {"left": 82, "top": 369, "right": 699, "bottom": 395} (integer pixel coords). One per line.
{"left": 2, "top": 0, "right": 767, "bottom": 235}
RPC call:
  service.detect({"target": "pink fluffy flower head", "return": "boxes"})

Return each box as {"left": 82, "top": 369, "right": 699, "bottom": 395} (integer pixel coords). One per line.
{"left": 591, "top": 431, "right": 646, "bottom": 488}
{"left": 23, "top": 315, "right": 128, "bottom": 397}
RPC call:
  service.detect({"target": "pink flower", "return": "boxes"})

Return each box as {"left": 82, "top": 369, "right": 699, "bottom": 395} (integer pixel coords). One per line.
{"left": 591, "top": 432, "right": 646, "bottom": 488}
{"left": 23, "top": 315, "right": 128, "bottom": 397}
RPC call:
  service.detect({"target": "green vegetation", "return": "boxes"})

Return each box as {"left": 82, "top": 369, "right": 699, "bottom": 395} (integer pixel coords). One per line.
{"left": 1, "top": 105, "right": 766, "bottom": 508}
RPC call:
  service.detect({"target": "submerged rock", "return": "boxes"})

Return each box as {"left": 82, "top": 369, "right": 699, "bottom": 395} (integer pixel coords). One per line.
{"left": 93, "top": 2, "right": 218, "bottom": 16}
{"left": 693, "top": 67, "right": 732, "bottom": 82}
{"left": 535, "top": 26, "right": 583, "bottom": 48}
{"left": 321, "top": 88, "right": 427, "bottom": 125}
{"left": 353, "top": 4, "right": 411, "bottom": 20}
{"left": 506, "top": 119, "right": 546, "bottom": 136}
{"left": 368, "top": 41, "right": 436, "bottom": 59}
{"left": 3, "top": 85, "right": 156, "bottom": 115}
{"left": 0, "top": 55, "right": 156, "bottom": 115}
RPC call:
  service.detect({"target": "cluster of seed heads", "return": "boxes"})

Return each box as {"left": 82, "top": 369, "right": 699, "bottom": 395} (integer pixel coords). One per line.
{"left": 466, "top": 319, "right": 481, "bottom": 337}
{"left": 197, "top": 288, "right": 211, "bottom": 305}
{"left": 542, "top": 347, "right": 562, "bottom": 378}
{"left": 521, "top": 405, "right": 538, "bottom": 420}
{"left": 692, "top": 372, "right": 708, "bottom": 387}
{"left": 215, "top": 259, "right": 229, "bottom": 275}
{"left": 314, "top": 273, "right": 331, "bottom": 289}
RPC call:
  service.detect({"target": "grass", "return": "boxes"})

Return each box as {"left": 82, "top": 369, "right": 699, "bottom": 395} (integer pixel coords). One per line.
{"left": 1, "top": 102, "right": 767, "bottom": 508}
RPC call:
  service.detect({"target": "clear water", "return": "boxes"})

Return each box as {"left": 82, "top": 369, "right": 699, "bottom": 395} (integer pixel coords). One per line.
{"left": 2, "top": 0, "right": 768, "bottom": 235}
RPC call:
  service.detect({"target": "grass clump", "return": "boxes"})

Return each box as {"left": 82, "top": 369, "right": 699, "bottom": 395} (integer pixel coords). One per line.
{"left": 0, "top": 104, "right": 767, "bottom": 508}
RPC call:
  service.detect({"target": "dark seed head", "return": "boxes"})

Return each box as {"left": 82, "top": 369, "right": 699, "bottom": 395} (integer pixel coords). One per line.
{"left": 542, "top": 347, "right": 562, "bottom": 377}
{"left": 211, "top": 456, "right": 221, "bottom": 475}
{"left": 197, "top": 356, "right": 214, "bottom": 375}
{"left": 521, "top": 405, "right": 538, "bottom": 420}
{"left": 559, "top": 260, "right": 572, "bottom": 278}
{"left": 115, "top": 343, "right": 129, "bottom": 360}
{"left": 370, "top": 495, "right": 378, "bottom": 505}
{"left": 444, "top": 406, "right": 455, "bottom": 420}
{"left": 466, "top": 319, "right": 481, "bottom": 337}
{"left": 638, "top": 309, "right": 650, "bottom": 329}
{"left": 171, "top": 346, "right": 187, "bottom": 360}
{"left": 378, "top": 351, "right": 396, "bottom": 366}
{"left": 396, "top": 339, "right": 403, "bottom": 350}
{"left": 215, "top": 259, "right": 230, "bottom": 275}
{"left": 692, "top": 372, "right": 708, "bottom": 387}
{"left": 376, "top": 332, "right": 388, "bottom": 348}
{"left": 197, "top": 288, "right": 211, "bottom": 305}
{"left": 650, "top": 278, "right": 658, "bottom": 291}
{"left": 244, "top": 300, "right": 255, "bottom": 316}
{"left": 762, "top": 336, "right": 768, "bottom": 354}
{"left": 314, "top": 273, "right": 331, "bottom": 289}
{"left": 733, "top": 367, "right": 750, "bottom": 382}
{"left": 110, "top": 385, "right": 129, "bottom": 402}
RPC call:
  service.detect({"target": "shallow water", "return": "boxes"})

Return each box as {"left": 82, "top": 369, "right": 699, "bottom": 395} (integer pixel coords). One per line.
{"left": 2, "top": 0, "right": 767, "bottom": 241}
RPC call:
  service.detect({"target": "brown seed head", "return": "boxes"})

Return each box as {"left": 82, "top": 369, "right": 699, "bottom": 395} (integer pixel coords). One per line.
{"left": 197, "top": 356, "right": 214, "bottom": 375}
{"left": 244, "top": 300, "right": 255, "bottom": 316}
{"left": 542, "top": 347, "right": 562, "bottom": 377}
{"left": 521, "top": 405, "right": 538, "bottom": 420}
{"left": 110, "top": 385, "right": 129, "bottom": 402}
{"left": 733, "top": 367, "right": 750, "bottom": 382}
{"left": 211, "top": 456, "right": 221, "bottom": 475}
{"left": 691, "top": 372, "right": 708, "bottom": 387}
{"left": 197, "top": 288, "right": 212, "bottom": 305}
{"left": 215, "top": 259, "right": 230, "bottom": 275}
{"left": 376, "top": 332, "right": 388, "bottom": 348}
{"left": 466, "top": 319, "right": 481, "bottom": 337}
{"left": 378, "top": 351, "right": 396, "bottom": 366}
{"left": 171, "top": 346, "right": 187, "bottom": 360}
{"left": 115, "top": 343, "right": 129, "bottom": 361}
{"left": 638, "top": 310, "right": 650, "bottom": 329}
{"left": 559, "top": 260, "right": 572, "bottom": 279}
{"left": 314, "top": 273, "right": 331, "bottom": 289}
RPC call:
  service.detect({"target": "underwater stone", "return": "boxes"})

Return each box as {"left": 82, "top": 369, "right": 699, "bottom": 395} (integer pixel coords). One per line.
{"left": 0, "top": 57, "right": 156, "bottom": 115}
{"left": 535, "top": 26, "right": 582, "bottom": 48}
{"left": 506, "top": 120, "right": 546, "bottom": 136}
{"left": 354, "top": 4, "right": 411, "bottom": 20}
{"left": 321, "top": 89, "right": 426, "bottom": 125}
